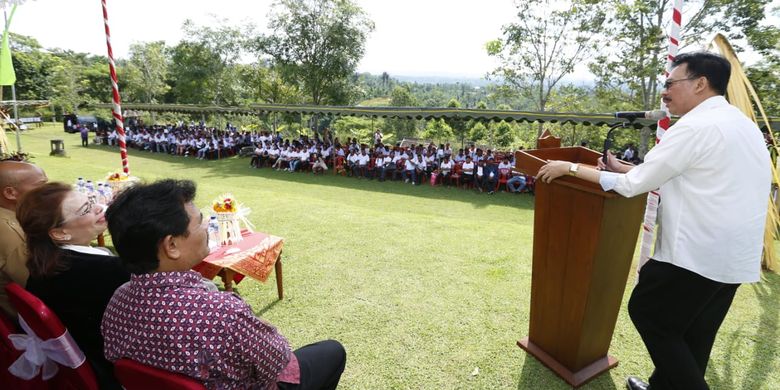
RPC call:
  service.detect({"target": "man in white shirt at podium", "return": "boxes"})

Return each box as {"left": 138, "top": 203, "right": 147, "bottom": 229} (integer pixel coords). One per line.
{"left": 537, "top": 52, "right": 771, "bottom": 390}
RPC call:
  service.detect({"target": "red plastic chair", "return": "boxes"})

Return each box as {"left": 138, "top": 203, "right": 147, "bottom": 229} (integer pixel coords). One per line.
{"left": 449, "top": 163, "right": 463, "bottom": 187}
{"left": 334, "top": 156, "right": 346, "bottom": 176}
{"left": 496, "top": 168, "right": 511, "bottom": 192}
{"left": 0, "top": 312, "right": 49, "bottom": 389}
{"left": 5, "top": 283, "right": 98, "bottom": 390}
{"left": 114, "top": 359, "right": 206, "bottom": 390}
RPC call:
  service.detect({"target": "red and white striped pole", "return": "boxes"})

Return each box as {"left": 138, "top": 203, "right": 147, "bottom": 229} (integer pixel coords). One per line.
{"left": 101, "top": 0, "right": 129, "bottom": 174}
{"left": 637, "top": 0, "right": 684, "bottom": 271}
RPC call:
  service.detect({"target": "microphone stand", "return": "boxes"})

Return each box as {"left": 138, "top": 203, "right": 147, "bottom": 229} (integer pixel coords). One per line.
{"left": 602, "top": 121, "right": 633, "bottom": 166}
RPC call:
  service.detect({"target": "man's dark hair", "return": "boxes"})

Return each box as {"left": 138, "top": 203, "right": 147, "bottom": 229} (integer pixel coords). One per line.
{"left": 672, "top": 52, "right": 731, "bottom": 96}
{"left": 106, "top": 179, "right": 196, "bottom": 274}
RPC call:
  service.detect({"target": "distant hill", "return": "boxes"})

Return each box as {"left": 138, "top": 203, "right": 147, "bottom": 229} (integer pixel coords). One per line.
{"left": 392, "top": 74, "right": 492, "bottom": 87}
{"left": 378, "top": 74, "right": 594, "bottom": 88}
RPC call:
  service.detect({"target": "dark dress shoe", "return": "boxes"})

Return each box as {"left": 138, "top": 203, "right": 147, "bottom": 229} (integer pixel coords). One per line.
{"left": 626, "top": 376, "right": 650, "bottom": 390}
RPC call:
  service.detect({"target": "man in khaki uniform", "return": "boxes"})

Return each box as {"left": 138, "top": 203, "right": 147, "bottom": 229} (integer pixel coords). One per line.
{"left": 0, "top": 161, "right": 47, "bottom": 318}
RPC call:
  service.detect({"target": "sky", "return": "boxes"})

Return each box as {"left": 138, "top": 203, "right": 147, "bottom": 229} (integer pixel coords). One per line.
{"left": 5, "top": 0, "right": 780, "bottom": 80}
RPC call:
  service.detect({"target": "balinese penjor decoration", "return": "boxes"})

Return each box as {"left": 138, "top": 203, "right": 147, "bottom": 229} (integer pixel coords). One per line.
{"left": 104, "top": 171, "right": 139, "bottom": 194}
{"left": 212, "top": 194, "right": 254, "bottom": 246}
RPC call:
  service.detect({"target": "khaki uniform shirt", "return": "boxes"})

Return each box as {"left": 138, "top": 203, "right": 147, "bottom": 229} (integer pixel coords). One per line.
{"left": 0, "top": 206, "right": 29, "bottom": 318}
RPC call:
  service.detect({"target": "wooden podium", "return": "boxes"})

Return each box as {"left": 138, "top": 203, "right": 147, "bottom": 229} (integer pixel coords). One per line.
{"left": 515, "top": 147, "right": 647, "bottom": 387}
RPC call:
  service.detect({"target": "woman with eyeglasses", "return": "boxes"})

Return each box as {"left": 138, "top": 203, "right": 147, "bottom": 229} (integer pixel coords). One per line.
{"left": 17, "top": 182, "right": 129, "bottom": 389}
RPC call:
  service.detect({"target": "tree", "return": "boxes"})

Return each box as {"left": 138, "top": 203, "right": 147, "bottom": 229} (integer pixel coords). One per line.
{"left": 422, "top": 119, "right": 453, "bottom": 144}
{"left": 258, "top": 0, "right": 374, "bottom": 106}
{"left": 169, "top": 19, "right": 252, "bottom": 105}
{"left": 48, "top": 57, "right": 81, "bottom": 115}
{"left": 487, "top": 0, "right": 606, "bottom": 137}
{"left": 387, "top": 86, "right": 418, "bottom": 141}
{"left": 443, "top": 98, "right": 468, "bottom": 148}
{"left": 493, "top": 121, "right": 515, "bottom": 149}
{"left": 591, "top": 0, "right": 780, "bottom": 157}
{"left": 469, "top": 122, "right": 488, "bottom": 145}
{"left": 747, "top": 61, "right": 780, "bottom": 117}
{"left": 168, "top": 41, "right": 220, "bottom": 104}
{"left": 124, "top": 41, "right": 169, "bottom": 104}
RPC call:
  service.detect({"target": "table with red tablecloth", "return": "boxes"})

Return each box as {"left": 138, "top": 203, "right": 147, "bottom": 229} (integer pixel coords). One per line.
{"left": 192, "top": 231, "right": 284, "bottom": 299}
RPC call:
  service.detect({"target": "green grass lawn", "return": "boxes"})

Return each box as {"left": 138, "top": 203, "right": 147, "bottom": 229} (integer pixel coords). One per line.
{"left": 8, "top": 124, "right": 780, "bottom": 389}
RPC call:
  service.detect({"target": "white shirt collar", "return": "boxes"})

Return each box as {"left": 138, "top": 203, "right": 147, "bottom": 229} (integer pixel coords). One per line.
{"left": 60, "top": 244, "right": 113, "bottom": 256}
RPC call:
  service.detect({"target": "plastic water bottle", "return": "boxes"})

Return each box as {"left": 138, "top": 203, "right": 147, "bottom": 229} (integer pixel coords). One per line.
{"left": 85, "top": 180, "right": 95, "bottom": 194}
{"left": 77, "top": 177, "right": 85, "bottom": 193}
{"left": 96, "top": 183, "right": 105, "bottom": 204}
{"left": 207, "top": 216, "right": 220, "bottom": 250}
{"left": 103, "top": 185, "right": 113, "bottom": 203}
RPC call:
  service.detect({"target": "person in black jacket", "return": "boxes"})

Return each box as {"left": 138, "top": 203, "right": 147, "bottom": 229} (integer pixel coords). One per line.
{"left": 17, "top": 182, "right": 130, "bottom": 389}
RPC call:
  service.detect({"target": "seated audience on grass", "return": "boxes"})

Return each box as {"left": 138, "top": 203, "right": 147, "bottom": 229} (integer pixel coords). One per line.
{"left": 424, "top": 151, "right": 436, "bottom": 177}
{"left": 378, "top": 152, "right": 394, "bottom": 182}
{"left": 312, "top": 153, "right": 328, "bottom": 174}
{"left": 0, "top": 161, "right": 48, "bottom": 319}
{"left": 475, "top": 160, "right": 486, "bottom": 191}
{"left": 439, "top": 156, "right": 453, "bottom": 186}
{"left": 483, "top": 157, "right": 499, "bottom": 194}
{"left": 346, "top": 150, "right": 358, "bottom": 176}
{"left": 355, "top": 150, "right": 370, "bottom": 178}
{"left": 17, "top": 182, "right": 130, "bottom": 389}
{"left": 391, "top": 152, "right": 405, "bottom": 181}
{"left": 454, "top": 149, "right": 466, "bottom": 163}
{"left": 461, "top": 156, "right": 475, "bottom": 187}
{"left": 414, "top": 154, "right": 427, "bottom": 185}
{"left": 403, "top": 154, "right": 417, "bottom": 185}
{"left": 102, "top": 179, "right": 346, "bottom": 390}
{"left": 507, "top": 172, "right": 527, "bottom": 193}
{"left": 498, "top": 157, "right": 512, "bottom": 172}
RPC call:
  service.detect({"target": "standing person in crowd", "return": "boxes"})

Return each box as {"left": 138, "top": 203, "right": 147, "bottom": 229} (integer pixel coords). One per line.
{"left": 0, "top": 161, "right": 47, "bottom": 318}
{"left": 454, "top": 149, "right": 466, "bottom": 163}
{"left": 18, "top": 182, "right": 130, "bottom": 389}
{"left": 103, "top": 179, "right": 346, "bottom": 390}
{"left": 537, "top": 52, "right": 771, "bottom": 390}
{"left": 80, "top": 124, "right": 90, "bottom": 147}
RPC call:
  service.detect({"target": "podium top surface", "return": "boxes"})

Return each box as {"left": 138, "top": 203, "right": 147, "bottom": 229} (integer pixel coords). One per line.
{"left": 515, "top": 147, "right": 616, "bottom": 197}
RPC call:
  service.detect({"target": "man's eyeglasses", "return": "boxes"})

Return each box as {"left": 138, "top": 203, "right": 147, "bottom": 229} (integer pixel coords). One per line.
{"left": 663, "top": 77, "right": 697, "bottom": 90}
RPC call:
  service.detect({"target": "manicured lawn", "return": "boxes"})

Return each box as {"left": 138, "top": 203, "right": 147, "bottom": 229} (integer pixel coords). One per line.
{"left": 10, "top": 124, "right": 780, "bottom": 389}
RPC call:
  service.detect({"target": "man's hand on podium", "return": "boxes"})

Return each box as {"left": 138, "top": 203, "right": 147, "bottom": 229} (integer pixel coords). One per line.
{"left": 538, "top": 160, "right": 573, "bottom": 183}
{"left": 539, "top": 160, "right": 603, "bottom": 185}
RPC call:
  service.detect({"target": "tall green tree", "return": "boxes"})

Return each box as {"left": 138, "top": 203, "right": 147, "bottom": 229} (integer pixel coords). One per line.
{"left": 591, "top": 0, "right": 780, "bottom": 156}
{"left": 487, "top": 0, "right": 606, "bottom": 137}
{"left": 443, "top": 98, "right": 469, "bottom": 148}
{"left": 124, "top": 41, "right": 169, "bottom": 104}
{"left": 9, "top": 34, "right": 54, "bottom": 101}
{"left": 387, "top": 86, "right": 418, "bottom": 141}
{"left": 258, "top": 0, "right": 374, "bottom": 105}
{"left": 169, "top": 19, "right": 252, "bottom": 105}
{"left": 422, "top": 119, "right": 453, "bottom": 144}
{"left": 48, "top": 57, "right": 81, "bottom": 114}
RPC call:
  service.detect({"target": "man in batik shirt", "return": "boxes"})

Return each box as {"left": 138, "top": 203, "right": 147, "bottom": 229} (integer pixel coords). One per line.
{"left": 102, "top": 179, "right": 345, "bottom": 390}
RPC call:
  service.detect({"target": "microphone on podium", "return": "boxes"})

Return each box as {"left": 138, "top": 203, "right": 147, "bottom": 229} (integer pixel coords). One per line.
{"left": 614, "top": 110, "right": 667, "bottom": 121}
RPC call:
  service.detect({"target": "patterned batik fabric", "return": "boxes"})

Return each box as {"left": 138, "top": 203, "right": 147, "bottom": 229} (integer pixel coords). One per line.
{"left": 101, "top": 270, "right": 294, "bottom": 389}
